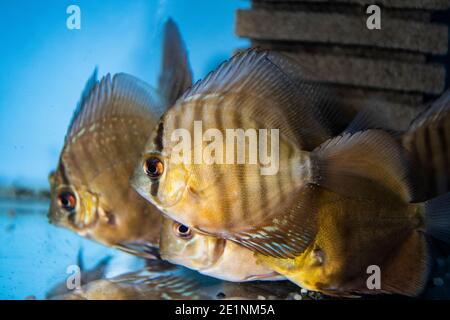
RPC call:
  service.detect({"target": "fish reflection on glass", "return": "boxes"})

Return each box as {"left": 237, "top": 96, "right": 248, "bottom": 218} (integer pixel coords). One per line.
{"left": 48, "top": 19, "right": 192, "bottom": 258}
{"left": 159, "top": 217, "right": 283, "bottom": 282}
{"left": 46, "top": 250, "right": 111, "bottom": 298}
{"left": 50, "top": 262, "right": 206, "bottom": 300}
{"left": 49, "top": 260, "right": 300, "bottom": 300}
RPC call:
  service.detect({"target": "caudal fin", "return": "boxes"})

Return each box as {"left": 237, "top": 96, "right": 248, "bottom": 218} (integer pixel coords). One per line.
{"left": 425, "top": 192, "right": 450, "bottom": 244}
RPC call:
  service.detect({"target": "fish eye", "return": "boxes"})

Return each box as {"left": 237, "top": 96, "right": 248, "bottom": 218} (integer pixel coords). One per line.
{"left": 143, "top": 156, "right": 164, "bottom": 179}
{"left": 57, "top": 191, "right": 77, "bottom": 212}
{"left": 173, "top": 222, "right": 192, "bottom": 239}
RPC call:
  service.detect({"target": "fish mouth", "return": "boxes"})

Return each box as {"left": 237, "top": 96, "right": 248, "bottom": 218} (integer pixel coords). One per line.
{"left": 47, "top": 207, "right": 59, "bottom": 225}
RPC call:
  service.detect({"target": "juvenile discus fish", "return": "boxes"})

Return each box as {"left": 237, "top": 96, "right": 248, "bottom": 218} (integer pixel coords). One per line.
{"left": 48, "top": 72, "right": 165, "bottom": 257}
{"left": 132, "top": 49, "right": 416, "bottom": 260}
{"left": 160, "top": 217, "right": 284, "bottom": 282}
{"left": 49, "top": 18, "right": 192, "bottom": 258}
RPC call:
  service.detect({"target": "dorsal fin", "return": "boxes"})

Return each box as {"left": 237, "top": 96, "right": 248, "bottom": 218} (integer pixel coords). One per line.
{"left": 66, "top": 68, "right": 98, "bottom": 139}
{"left": 158, "top": 18, "right": 193, "bottom": 108}
{"left": 179, "top": 49, "right": 353, "bottom": 151}
{"left": 407, "top": 90, "right": 450, "bottom": 133}
{"left": 77, "top": 67, "right": 98, "bottom": 114}
{"left": 344, "top": 108, "right": 380, "bottom": 134}
{"left": 265, "top": 51, "right": 356, "bottom": 137}
{"left": 66, "top": 73, "right": 164, "bottom": 143}
{"left": 343, "top": 104, "right": 403, "bottom": 140}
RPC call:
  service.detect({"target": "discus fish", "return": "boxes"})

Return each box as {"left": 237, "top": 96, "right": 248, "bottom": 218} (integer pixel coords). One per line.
{"left": 49, "top": 19, "right": 193, "bottom": 257}
{"left": 403, "top": 89, "right": 450, "bottom": 200}
{"left": 257, "top": 186, "right": 450, "bottom": 297}
{"left": 48, "top": 72, "right": 165, "bottom": 258}
{"left": 160, "top": 217, "right": 283, "bottom": 282}
{"left": 131, "top": 49, "right": 412, "bottom": 259}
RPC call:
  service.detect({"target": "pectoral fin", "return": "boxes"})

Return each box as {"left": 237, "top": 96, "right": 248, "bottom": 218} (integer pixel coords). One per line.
{"left": 227, "top": 185, "right": 319, "bottom": 259}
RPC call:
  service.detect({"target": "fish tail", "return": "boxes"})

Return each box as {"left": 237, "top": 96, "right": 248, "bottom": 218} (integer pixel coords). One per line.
{"left": 424, "top": 192, "right": 450, "bottom": 244}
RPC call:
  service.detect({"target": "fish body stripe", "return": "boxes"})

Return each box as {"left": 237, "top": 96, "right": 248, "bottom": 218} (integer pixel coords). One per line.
{"left": 445, "top": 123, "right": 450, "bottom": 191}
{"left": 430, "top": 124, "right": 447, "bottom": 194}
{"left": 171, "top": 107, "right": 180, "bottom": 146}
{"left": 154, "top": 121, "right": 165, "bottom": 152}
{"left": 259, "top": 154, "right": 269, "bottom": 225}
{"left": 233, "top": 96, "right": 250, "bottom": 222}
{"left": 424, "top": 126, "right": 435, "bottom": 196}
{"left": 55, "top": 160, "right": 71, "bottom": 188}
{"left": 216, "top": 100, "right": 233, "bottom": 227}
{"left": 413, "top": 122, "right": 450, "bottom": 197}
{"left": 413, "top": 127, "right": 434, "bottom": 196}
{"left": 206, "top": 101, "right": 229, "bottom": 227}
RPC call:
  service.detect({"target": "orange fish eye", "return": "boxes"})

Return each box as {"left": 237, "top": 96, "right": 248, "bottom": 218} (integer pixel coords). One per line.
{"left": 173, "top": 222, "right": 192, "bottom": 239}
{"left": 143, "top": 157, "right": 164, "bottom": 179}
{"left": 57, "top": 191, "right": 77, "bottom": 212}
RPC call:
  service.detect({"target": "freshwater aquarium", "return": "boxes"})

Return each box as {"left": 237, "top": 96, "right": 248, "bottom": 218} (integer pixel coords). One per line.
{"left": 1, "top": 0, "right": 450, "bottom": 310}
